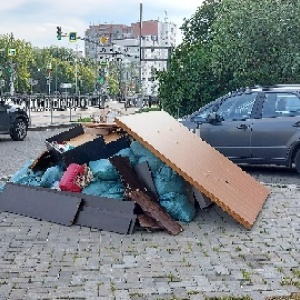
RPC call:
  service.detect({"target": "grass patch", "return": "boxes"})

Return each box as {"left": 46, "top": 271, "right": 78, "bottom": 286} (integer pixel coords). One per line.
{"left": 136, "top": 107, "right": 161, "bottom": 113}
{"left": 77, "top": 117, "right": 93, "bottom": 122}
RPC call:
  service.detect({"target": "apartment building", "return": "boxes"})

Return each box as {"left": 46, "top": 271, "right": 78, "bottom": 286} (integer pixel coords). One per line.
{"left": 84, "top": 20, "right": 176, "bottom": 96}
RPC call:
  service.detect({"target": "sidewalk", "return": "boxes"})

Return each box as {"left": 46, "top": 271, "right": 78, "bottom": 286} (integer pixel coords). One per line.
{"left": 28, "top": 100, "right": 139, "bottom": 130}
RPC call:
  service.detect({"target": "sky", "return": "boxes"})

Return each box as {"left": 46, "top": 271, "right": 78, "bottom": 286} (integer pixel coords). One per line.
{"left": 0, "top": 0, "right": 203, "bottom": 53}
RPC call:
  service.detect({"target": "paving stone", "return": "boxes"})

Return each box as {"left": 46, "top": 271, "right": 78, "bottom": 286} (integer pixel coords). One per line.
{"left": 0, "top": 132, "right": 300, "bottom": 298}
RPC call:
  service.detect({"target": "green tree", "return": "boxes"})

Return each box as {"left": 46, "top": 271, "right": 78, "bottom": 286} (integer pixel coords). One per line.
{"left": 0, "top": 34, "right": 33, "bottom": 94}
{"left": 211, "top": 0, "right": 300, "bottom": 89}
{"left": 157, "top": 0, "right": 222, "bottom": 117}
{"left": 158, "top": 42, "right": 220, "bottom": 117}
{"left": 180, "top": 0, "right": 222, "bottom": 44}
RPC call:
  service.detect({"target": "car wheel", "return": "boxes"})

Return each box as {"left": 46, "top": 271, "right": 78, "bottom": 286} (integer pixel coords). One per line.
{"left": 293, "top": 149, "right": 300, "bottom": 174}
{"left": 10, "top": 119, "right": 28, "bottom": 141}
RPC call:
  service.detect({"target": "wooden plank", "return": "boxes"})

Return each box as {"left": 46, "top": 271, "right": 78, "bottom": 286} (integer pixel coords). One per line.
{"left": 110, "top": 156, "right": 183, "bottom": 235}
{"left": 115, "top": 111, "right": 270, "bottom": 229}
{"left": 137, "top": 214, "right": 164, "bottom": 231}
{"left": 0, "top": 183, "right": 81, "bottom": 226}
{"left": 129, "top": 190, "right": 182, "bottom": 235}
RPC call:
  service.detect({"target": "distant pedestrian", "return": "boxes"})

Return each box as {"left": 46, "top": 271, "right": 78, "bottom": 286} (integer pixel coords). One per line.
{"left": 148, "top": 95, "right": 152, "bottom": 108}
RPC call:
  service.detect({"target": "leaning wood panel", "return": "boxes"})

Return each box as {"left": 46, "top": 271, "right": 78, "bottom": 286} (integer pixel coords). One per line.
{"left": 115, "top": 111, "right": 270, "bottom": 229}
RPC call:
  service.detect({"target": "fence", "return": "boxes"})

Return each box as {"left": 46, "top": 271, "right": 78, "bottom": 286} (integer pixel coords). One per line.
{"left": 0, "top": 96, "right": 104, "bottom": 112}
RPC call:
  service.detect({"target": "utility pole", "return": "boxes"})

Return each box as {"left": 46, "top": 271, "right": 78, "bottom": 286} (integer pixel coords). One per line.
{"left": 0, "top": 67, "right": 3, "bottom": 97}
{"left": 9, "top": 33, "right": 15, "bottom": 96}
{"left": 9, "top": 62, "right": 15, "bottom": 96}
{"left": 47, "top": 62, "right": 52, "bottom": 123}
{"left": 95, "top": 41, "right": 98, "bottom": 95}
{"left": 55, "top": 47, "right": 58, "bottom": 94}
{"left": 75, "top": 44, "right": 78, "bottom": 96}
{"left": 139, "top": 0, "right": 143, "bottom": 100}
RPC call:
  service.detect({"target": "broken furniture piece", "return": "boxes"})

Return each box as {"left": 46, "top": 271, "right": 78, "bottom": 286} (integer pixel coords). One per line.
{"left": 115, "top": 111, "right": 270, "bottom": 229}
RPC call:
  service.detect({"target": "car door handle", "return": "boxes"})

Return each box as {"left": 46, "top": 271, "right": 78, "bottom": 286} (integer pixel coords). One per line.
{"left": 237, "top": 124, "right": 248, "bottom": 130}
{"left": 292, "top": 121, "right": 300, "bottom": 127}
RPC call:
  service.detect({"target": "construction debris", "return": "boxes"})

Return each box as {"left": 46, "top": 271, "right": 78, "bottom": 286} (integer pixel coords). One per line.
{"left": 0, "top": 111, "right": 270, "bottom": 235}
{"left": 110, "top": 156, "right": 183, "bottom": 235}
{"left": 0, "top": 183, "right": 81, "bottom": 226}
{"left": 115, "top": 111, "right": 270, "bottom": 229}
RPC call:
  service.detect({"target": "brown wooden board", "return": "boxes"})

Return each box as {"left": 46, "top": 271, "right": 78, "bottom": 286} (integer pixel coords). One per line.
{"left": 115, "top": 111, "right": 270, "bottom": 229}
{"left": 75, "top": 206, "right": 136, "bottom": 234}
{"left": 137, "top": 214, "right": 164, "bottom": 231}
{"left": 110, "top": 156, "right": 183, "bottom": 235}
{"left": 68, "top": 133, "right": 98, "bottom": 147}
{"left": 0, "top": 183, "right": 81, "bottom": 226}
{"left": 129, "top": 190, "right": 182, "bottom": 235}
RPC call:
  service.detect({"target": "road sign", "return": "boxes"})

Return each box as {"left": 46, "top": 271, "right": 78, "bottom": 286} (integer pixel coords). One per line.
{"left": 69, "top": 32, "right": 77, "bottom": 42}
{"left": 8, "top": 49, "right": 16, "bottom": 56}
{"left": 100, "top": 61, "right": 109, "bottom": 66}
{"left": 61, "top": 83, "right": 72, "bottom": 89}
{"left": 100, "top": 36, "right": 107, "bottom": 44}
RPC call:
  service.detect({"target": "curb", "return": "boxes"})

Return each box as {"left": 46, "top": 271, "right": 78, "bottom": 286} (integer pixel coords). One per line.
{"left": 28, "top": 122, "right": 79, "bottom": 131}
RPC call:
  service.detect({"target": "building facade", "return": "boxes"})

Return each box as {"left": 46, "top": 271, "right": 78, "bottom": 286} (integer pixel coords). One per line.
{"left": 84, "top": 20, "right": 176, "bottom": 97}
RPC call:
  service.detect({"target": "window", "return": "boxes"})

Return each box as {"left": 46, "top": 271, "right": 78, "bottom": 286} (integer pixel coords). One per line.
{"left": 217, "top": 93, "right": 257, "bottom": 120}
{"left": 276, "top": 93, "right": 300, "bottom": 114}
{"left": 262, "top": 92, "right": 300, "bottom": 117}
{"left": 191, "top": 103, "right": 216, "bottom": 123}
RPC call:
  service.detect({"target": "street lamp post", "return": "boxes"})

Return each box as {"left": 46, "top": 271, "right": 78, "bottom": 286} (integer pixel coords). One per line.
{"left": 47, "top": 62, "right": 53, "bottom": 124}
{"left": 139, "top": 0, "right": 143, "bottom": 100}
{"left": 75, "top": 44, "right": 79, "bottom": 96}
{"left": 123, "top": 59, "right": 131, "bottom": 110}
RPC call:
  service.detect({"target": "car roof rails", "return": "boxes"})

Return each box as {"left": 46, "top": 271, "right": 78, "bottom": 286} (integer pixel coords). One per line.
{"left": 258, "top": 84, "right": 300, "bottom": 91}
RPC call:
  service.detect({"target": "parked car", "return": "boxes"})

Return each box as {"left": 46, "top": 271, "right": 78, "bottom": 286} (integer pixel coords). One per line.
{"left": 180, "top": 85, "right": 300, "bottom": 173}
{"left": 0, "top": 100, "right": 29, "bottom": 141}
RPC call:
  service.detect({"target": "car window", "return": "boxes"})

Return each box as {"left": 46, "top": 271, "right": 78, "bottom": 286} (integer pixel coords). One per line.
{"left": 191, "top": 103, "right": 215, "bottom": 123}
{"left": 262, "top": 92, "right": 300, "bottom": 117}
{"left": 217, "top": 93, "right": 257, "bottom": 121}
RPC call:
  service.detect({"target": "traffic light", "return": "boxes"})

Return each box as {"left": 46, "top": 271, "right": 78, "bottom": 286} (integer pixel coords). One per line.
{"left": 56, "top": 26, "right": 62, "bottom": 40}
{"left": 98, "top": 68, "right": 105, "bottom": 84}
{"left": 69, "top": 32, "right": 77, "bottom": 42}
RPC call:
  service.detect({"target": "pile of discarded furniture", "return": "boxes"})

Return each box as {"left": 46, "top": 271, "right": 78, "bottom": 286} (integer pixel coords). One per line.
{"left": 0, "top": 111, "right": 270, "bottom": 235}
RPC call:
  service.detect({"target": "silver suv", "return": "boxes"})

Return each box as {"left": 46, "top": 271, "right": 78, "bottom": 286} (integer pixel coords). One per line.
{"left": 181, "top": 85, "right": 300, "bottom": 173}
{"left": 0, "top": 100, "right": 29, "bottom": 141}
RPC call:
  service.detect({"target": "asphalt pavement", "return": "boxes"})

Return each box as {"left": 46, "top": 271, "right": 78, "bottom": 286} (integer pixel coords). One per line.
{"left": 0, "top": 116, "right": 299, "bottom": 299}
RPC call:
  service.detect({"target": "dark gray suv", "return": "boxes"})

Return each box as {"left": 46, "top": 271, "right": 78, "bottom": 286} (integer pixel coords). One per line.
{"left": 181, "top": 85, "right": 300, "bottom": 173}
{"left": 0, "top": 100, "right": 29, "bottom": 141}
